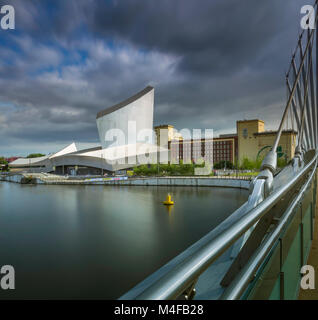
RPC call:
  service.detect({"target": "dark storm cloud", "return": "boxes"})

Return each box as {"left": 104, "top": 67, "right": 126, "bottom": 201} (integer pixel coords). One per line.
{"left": 87, "top": 0, "right": 283, "bottom": 73}
{"left": 0, "top": 0, "right": 311, "bottom": 155}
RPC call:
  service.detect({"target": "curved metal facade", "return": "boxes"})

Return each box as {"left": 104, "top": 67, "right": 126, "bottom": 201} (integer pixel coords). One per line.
{"left": 96, "top": 86, "right": 154, "bottom": 149}
{"left": 9, "top": 86, "right": 168, "bottom": 173}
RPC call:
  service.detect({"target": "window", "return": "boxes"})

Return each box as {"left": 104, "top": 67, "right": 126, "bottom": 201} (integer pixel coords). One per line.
{"left": 243, "top": 128, "right": 248, "bottom": 139}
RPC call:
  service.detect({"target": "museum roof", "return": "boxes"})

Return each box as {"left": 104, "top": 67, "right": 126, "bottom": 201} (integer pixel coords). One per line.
{"left": 96, "top": 86, "right": 154, "bottom": 119}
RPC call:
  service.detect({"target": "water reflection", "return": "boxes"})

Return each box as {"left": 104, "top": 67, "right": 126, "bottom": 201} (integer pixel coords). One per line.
{"left": 0, "top": 182, "right": 248, "bottom": 299}
{"left": 165, "top": 204, "right": 174, "bottom": 215}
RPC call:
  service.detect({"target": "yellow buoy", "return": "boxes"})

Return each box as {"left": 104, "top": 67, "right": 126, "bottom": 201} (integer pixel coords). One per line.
{"left": 163, "top": 194, "right": 174, "bottom": 205}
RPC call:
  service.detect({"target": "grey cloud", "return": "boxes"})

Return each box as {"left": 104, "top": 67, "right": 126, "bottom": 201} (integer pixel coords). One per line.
{"left": 0, "top": 0, "right": 311, "bottom": 155}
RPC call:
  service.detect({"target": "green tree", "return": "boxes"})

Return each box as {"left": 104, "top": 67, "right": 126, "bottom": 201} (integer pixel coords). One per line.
{"left": 214, "top": 160, "right": 234, "bottom": 169}
{"left": 0, "top": 157, "right": 8, "bottom": 172}
{"left": 26, "top": 153, "right": 45, "bottom": 158}
{"left": 133, "top": 166, "right": 141, "bottom": 175}
{"left": 255, "top": 157, "right": 263, "bottom": 170}
{"left": 240, "top": 157, "right": 255, "bottom": 170}
{"left": 0, "top": 157, "right": 8, "bottom": 165}
{"left": 277, "top": 157, "right": 287, "bottom": 168}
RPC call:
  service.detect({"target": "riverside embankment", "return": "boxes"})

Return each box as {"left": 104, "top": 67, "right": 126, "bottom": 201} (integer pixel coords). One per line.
{"left": 1, "top": 173, "right": 251, "bottom": 189}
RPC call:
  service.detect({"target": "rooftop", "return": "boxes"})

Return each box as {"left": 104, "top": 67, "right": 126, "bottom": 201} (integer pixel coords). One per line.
{"left": 154, "top": 124, "right": 174, "bottom": 129}
{"left": 219, "top": 133, "right": 237, "bottom": 138}
{"left": 254, "top": 129, "right": 297, "bottom": 136}
{"left": 237, "top": 119, "right": 264, "bottom": 123}
{"left": 96, "top": 86, "right": 154, "bottom": 119}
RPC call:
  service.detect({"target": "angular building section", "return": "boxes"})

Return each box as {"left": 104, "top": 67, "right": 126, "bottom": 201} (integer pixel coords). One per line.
{"left": 9, "top": 92, "right": 297, "bottom": 174}
{"left": 9, "top": 143, "right": 78, "bottom": 172}
{"left": 9, "top": 86, "right": 168, "bottom": 175}
{"left": 96, "top": 86, "right": 154, "bottom": 149}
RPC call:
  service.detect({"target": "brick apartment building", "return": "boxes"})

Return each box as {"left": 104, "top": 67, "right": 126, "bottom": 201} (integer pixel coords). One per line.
{"left": 155, "top": 119, "right": 296, "bottom": 166}
{"left": 169, "top": 135, "right": 238, "bottom": 165}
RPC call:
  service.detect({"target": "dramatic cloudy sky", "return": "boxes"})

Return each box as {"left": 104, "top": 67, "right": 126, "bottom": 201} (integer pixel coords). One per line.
{"left": 0, "top": 0, "right": 311, "bottom": 156}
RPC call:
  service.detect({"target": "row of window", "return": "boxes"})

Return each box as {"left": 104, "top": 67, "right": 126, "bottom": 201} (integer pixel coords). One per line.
{"left": 176, "top": 151, "right": 232, "bottom": 155}
{"left": 172, "top": 145, "right": 232, "bottom": 150}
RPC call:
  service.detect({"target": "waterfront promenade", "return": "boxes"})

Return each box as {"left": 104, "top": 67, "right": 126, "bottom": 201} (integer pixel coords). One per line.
{"left": 1, "top": 173, "right": 251, "bottom": 189}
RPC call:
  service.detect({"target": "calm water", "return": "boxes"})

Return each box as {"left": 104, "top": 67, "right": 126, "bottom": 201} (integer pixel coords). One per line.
{"left": 0, "top": 182, "right": 248, "bottom": 299}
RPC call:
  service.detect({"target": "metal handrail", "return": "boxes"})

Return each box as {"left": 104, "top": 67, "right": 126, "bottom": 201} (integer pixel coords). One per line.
{"left": 121, "top": 1, "right": 318, "bottom": 300}
{"left": 220, "top": 157, "right": 317, "bottom": 299}
{"left": 131, "top": 153, "right": 317, "bottom": 299}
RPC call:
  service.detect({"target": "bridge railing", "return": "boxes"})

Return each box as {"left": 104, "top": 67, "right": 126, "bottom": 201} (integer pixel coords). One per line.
{"left": 221, "top": 158, "right": 317, "bottom": 299}
{"left": 120, "top": 152, "right": 317, "bottom": 300}
{"left": 120, "top": 1, "right": 318, "bottom": 300}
